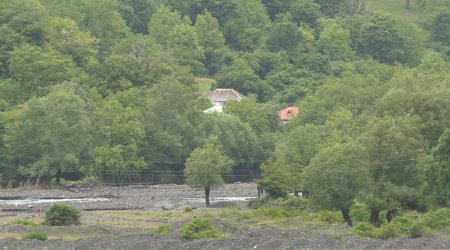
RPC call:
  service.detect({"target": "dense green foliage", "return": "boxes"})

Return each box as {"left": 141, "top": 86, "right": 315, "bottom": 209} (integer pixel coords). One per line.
{"left": 180, "top": 218, "right": 223, "bottom": 241}
{"left": 44, "top": 204, "right": 81, "bottom": 226}
{"left": 0, "top": 0, "right": 448, "bottom": 229}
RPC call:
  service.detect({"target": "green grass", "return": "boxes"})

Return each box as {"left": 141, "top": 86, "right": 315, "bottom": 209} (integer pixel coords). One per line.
{"left": 369, "top": 0, "right": 420, "bottom": 21}
{"left": 195, "top": 77, "right": 216, "bottom": 92}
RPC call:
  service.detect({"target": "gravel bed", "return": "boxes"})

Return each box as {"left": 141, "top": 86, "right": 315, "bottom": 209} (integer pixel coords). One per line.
{"left": 0, "top": 183, "right": 258, "bottom": 213}
{"left": 1, "top": 183, "right": 449, "bottom": 249}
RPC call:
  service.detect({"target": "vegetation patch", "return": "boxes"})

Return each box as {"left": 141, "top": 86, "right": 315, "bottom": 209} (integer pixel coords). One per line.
{"left": 22, "top": 232, "right": 48, "bottom": 241}
{"left": 44, "top": 204, "right": 81, "bottom": 226}
{"left": 180, "top": 218, "right": 223, "bottom": 241}
{"left": 155, "top": 224, "right": 170, "bottom": 235}
{"left": 14, "top": 219, "right": 39, "bottom": 228}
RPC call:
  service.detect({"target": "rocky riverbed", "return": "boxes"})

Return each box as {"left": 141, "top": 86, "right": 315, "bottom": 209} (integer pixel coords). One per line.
{"left": 1, "top": 183, "right": 449, "bottom": 249}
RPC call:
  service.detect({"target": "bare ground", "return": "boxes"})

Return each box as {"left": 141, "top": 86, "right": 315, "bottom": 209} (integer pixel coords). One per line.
{"left": 0, "top": 183, "right": 449, "bottom": 250}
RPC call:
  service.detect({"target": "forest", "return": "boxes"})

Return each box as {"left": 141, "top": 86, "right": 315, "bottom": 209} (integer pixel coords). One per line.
{"left": 0, "top": 0, "right": 449, "bottom": 226}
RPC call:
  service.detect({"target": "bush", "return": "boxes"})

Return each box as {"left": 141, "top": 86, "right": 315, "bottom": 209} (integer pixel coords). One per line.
{"left": 409, "top": 224, "right": 426, "bottom": 238}
{"left": 180, "top": 218, "right": 223, "bottom": 241}
{"left": 377, "top": 225, "right": 399, "bottom": 239}
{"left": 418, "top": 208, "right": 450, "bottom": 230}
{"left": 281, "top": 196, "right": 310, "bottom": 209}
{"left": 14, "top": 219, "right": 39, "bottom": 228}
{"left": 389, "top": 212, "right": 419, "bottom": 235}
{"left": 318, "top": 211, "right": 344, "bottom": 224}
{"left": 22, "top": 232, "right": 48, "bottom": 241}
{"left": 350, "top": 203, "right": 370, "bottom": 223}
{"left": 184, "top": 207, "right": 194, "bottom": 213}
{"left": 155, "top": 224, "right": 170, "bottom": 235}
{"left": 354, "top": 222, "right": 376, "bottom": 237}
{"left": 44, "top": 204, "right": 81, "bottom": 226}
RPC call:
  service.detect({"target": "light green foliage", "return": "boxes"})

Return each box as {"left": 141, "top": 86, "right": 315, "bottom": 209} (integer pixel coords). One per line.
{"left": 223, "top": 96, "right": 279, "bottom": 133}
{"left": 316, "top": 21, "right": 354, "bottom": 61}
{"left": 425, "top": 130, "right": 450, "bottom": 207}
{"left": 8, "top": 44, "right": 80, "bottom": 99}
{"left": 2, "top": 84, "right": 94, "bottom": 179}
{"left": 47, "top": 17, "right": 98, "bottom": 67}
{"left": 180, "top": 218, "right": 223, "bottom": 241}
{"left": 257, "top": 160, "right": 296, "bottom": 198}
{"left": 14, "top": 219, "right": 39, "bottom": 228}
{"left": 184, "top": 137, "right": 233, "bottom": 189}
{"left": 358, "top": 116, "right": 426, "bottom": 217}
{"left": 303, "top": 143, "right": 370, "bottom": 223}
{"left": 148, "top": 5, "right": 184, "bottom": 48}
{"left": 44, "top": 204, "right": 81, "bottom": 226}
{"left": 354, "top": 222, "right": 376, "bottom": 237}
{"left": 22, "top": 232, "right": 48, "bottom": 241}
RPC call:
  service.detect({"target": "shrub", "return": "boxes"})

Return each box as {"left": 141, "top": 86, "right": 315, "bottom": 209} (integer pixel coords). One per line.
{"left": 155, "top": 224, "right": 170, "bottom": 235}
{"left": 354, "top": 222, "right": 376, "bottom": 237}
{"left": 184, "top": 207, "right": 194, "bottom": 212}
{"left": 409, "top": 224, "right": 426, "bottom": 238}
{"left": 418, "top": 208, "right": 450, "bottom": 230}
{"left": 377, "top": 225, "right": 399, "bottom": 239}
{"left": 180, "top": 218, "right": 223, "bottom": 241}
{"left": 350, "top": 203, "right": 370, "bottom": 223}
{"left": 318, "top": 211, "right": 344, "bottom": 224}
{"left": 389, "top": 212, "right": 419, "bottom": 235}
{"left": 243, "top": 207, "right": 302, "bottom": 220}
{"left": 44, "top": 204, "right": 81, "bottom": 226}
{"left": 22, "top": 232, "right": 48, "bottom": 241}
{"left": 281, "top": 196, "right": 310, "bottom": 209}
{"left": 14, "top": 219, "right": 39, "bottom": 228}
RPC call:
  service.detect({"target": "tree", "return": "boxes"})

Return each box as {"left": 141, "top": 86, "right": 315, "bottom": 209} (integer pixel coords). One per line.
{"left": 80, "top": 0, "right": 129, "bottom": 53}
{"left": 8, "top": 44, "right": 80, "bottom": 100}
{"left": 2, "top": 84, "right": 95, "bottom": 184}
{"left": 349, "top": 12, "right": 425, "bottom": 65}
{"left": 222, "top": 0, "right": 270, "bottom": 51}
{"left": 303, "top": 142, "right": 370, "bottom": 226}
{"left": 425, "top": 129, "right": 450, "bottom": 207}
{"left": 215, "top": 58, "right": 274, "bottom": 101}
{"left": 184, "top": 137, "right": 233, "bottom": 207}
{"left": 289, "top": 0, "right": 322, "bottom": 27}
{"left": 195, "top": 10, "right": 227, "bottom": 75}
{"left": 358, "top": 116, "right": 426, "bottom": 226}
{"left": 148, "top": 5, "right": 184, "bottom": 48}
{"left": 119, "top": 0, "right": 158, "bottom": 34}
{"left": 316, "top": 21, "right": 354, "bottom": 61}
{"left": 47, "top": 17, "right": 98, "bottom": 67}
{"left": 266, "top": 13, "right": 302, "bottom": 52}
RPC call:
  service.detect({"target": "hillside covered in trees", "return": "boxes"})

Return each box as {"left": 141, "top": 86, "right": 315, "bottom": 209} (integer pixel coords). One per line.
{"left": 0, "top": 0, "right": 449, "bottom": 224}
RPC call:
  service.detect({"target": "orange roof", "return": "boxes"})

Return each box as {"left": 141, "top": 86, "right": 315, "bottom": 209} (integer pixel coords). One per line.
{"left": 279, "top": 107, "right": 299, "bottom": 121}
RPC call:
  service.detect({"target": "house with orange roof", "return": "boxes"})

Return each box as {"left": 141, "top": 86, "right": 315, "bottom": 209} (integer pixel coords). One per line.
{"left": 279, "top": 107, "right": 298, "bottom": 123}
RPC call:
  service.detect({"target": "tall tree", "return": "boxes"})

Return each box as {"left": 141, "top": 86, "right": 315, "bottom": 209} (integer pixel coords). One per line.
{"left": 425, "top": 129, "right": 450, "bottom": 207}
{"left": 195, "top": 10, "right": 227, "bottom": 75}
{"left": 2, "top": 84, "right": 94, "bottom": 184}
{"left": 303, "top": 142, "right": 370, "bottom": 226}
{"left": 358, "top": 116, "right": 426, "bottom": 226}
{"left": 184, "top": 137, "right": 233, "bottom": 207}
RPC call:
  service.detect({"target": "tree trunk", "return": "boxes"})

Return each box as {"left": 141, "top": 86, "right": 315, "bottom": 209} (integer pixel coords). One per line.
{"left": 369, "top": 209, "right": 380, "bottom": 227}
{"left": 386, "top": 209, "right": 398, "bottom": 223}
{"left": 56, "top": 169, "right": 61, "bottom": 184}
{"left": 406, "top": 0, "right": 410, "bottom": 8}
{"left": 205, "top": 186, "right": 211, "bottom": 207}
{"left": 340, "top": 208, "right": 353, "bottom": 227}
